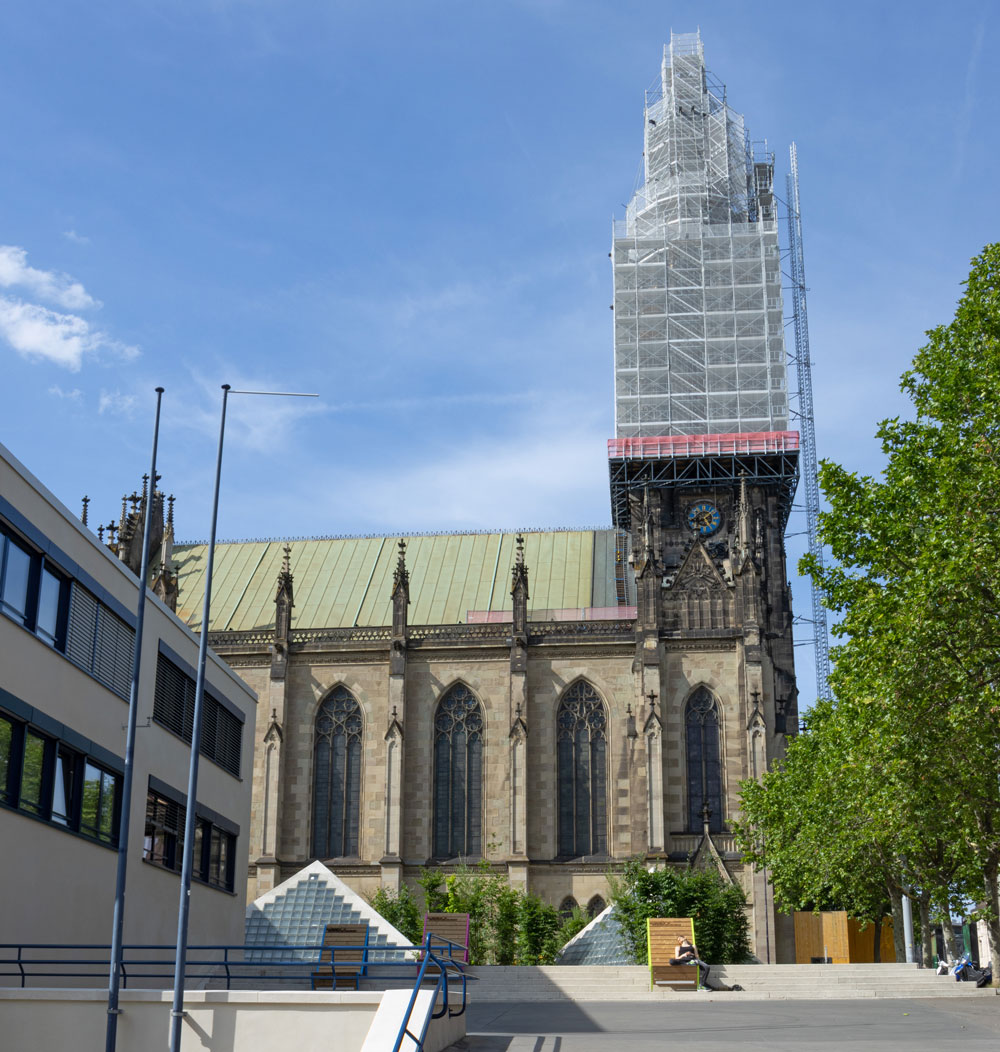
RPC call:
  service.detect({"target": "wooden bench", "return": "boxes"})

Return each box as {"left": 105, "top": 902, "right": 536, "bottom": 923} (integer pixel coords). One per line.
{"left": 647, "top": 917, "right": 699, "bottom": 991}
{"left": 422, "top": 912, "right": 470, "bottom": 971}
{"left": 311, "top": 922, "right": 369, "bottom": 990}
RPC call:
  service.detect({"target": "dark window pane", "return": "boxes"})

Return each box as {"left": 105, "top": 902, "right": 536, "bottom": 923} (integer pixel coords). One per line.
{"left": 686, "top": 689, "right": 723, "bottom": 832}
{"left": 51, "top": 747, "right": 79, "bottom": 826}
{"left": 433, "top": 685, "right": 484, "bottom": 859}
{"left": 81, "top": 762, "right": 118, "bottom": 843}
{"left": 1, "top": 539, "right": 32, "bottom": 623}
{"left": 20, "top": 731, "right": 46, "bottom": 815}
{"left": 144, "top": 790, "right": 182, "bottom": 869}
{"left": 36, "top": 568, "right": 64, "bottom": 647}
{"left": 0, "top": 716, "right": 12, "bottom": 803}
{"left": 312, "top": 687, "right": 363, "bottom": 859}
{"left": 556, "top": 682, "right": 607, "bottom": 858}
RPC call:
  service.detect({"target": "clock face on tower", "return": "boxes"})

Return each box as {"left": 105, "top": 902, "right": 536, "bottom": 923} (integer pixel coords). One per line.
{"left": 687, "top": 501, "right": 722, "bottom": 537}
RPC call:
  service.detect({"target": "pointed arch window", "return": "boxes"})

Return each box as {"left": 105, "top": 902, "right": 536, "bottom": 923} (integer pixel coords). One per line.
{"left": 433, "top": 685, "right": 483, "bottom": 859}
{"left": 587, "top": 895, "right": 607, "bottom": 918}
{"left": 685, "top": 687, "right": 723, "bottom": 833}
{"left": 312, "top": 687, "right": 363, "bottom": 858}
{"left": 557, "top": 681, "right": 608, "bottom": 858}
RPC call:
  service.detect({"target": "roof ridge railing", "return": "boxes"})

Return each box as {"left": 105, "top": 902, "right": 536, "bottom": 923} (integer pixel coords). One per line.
{"left": 175, "top": 525, "right": 616, "bottom": 546}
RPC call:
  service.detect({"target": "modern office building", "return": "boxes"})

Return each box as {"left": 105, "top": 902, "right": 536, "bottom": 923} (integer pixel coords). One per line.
{"left": 0, "top": 440, "right": 256, "bottom": 953}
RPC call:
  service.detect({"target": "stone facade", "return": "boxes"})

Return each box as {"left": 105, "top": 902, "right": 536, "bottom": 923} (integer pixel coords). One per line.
{"left": 205, "top": 471, "right": 799, "bottom": 963}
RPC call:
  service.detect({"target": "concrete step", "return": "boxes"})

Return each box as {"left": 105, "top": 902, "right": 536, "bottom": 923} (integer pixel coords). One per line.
{"left": 465, "top": 964, "right": 997, "bottom": 1002}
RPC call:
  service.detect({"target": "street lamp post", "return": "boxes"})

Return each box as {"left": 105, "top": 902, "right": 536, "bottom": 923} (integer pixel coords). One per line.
{"left": 169, "top": 385, "right": 317, "bottom": 1052}
{"left": 106, "top": 387, "right": 165, "bottom": 1052}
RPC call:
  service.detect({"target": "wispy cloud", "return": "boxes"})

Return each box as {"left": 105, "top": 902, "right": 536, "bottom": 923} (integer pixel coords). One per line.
{"left": 954, "top": 14, "right": 987, "bottom": 182}
{"left": 0, "top": 245, "right": 138, "bottom": 370}
{"left": 0, "top": 245, "right": 98, "bottom": 310}
{"left": 98, "top": 389, "right": 138, "bottom": 416}
{"left": 308, "top": 398, "right": 611, "bottom": 532}
{"left": 326, "top": 391, "right": 538, "bottom": 414}
{"left": 165, "top": 370, "right": 326, "bottom": 453}
{"left": 62, "top": 230, "right": 91, "bottom": 246}
{"left": 0, "top": 296, "right": 137, "bottom": 371}
{"left": 48, "top": 385, "right": 83, "bottom": 401}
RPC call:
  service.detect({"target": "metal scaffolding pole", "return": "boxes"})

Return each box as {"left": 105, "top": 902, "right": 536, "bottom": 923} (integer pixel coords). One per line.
{"left": 785, "top": 143, "right": 831, "bottom": 701}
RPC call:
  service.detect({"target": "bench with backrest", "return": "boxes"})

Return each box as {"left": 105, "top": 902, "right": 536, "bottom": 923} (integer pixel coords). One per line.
{"left": 422, "top": 912, "right": 470, "bottom": 971}
{"left": 311, "top": 922, "right": 370, "bottom": 990}
{"left": 647, "top": 917, "right": 699, "bottom": 991}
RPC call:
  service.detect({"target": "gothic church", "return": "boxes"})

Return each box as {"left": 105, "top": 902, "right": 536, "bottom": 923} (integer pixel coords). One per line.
{"left": 132, "top": 33, "right": 801, "bottom": 963}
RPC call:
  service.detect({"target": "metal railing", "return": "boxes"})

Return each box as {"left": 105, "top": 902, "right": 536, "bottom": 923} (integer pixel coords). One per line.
{"left": 392, "top": 934, "right": 472, "bottom": 1052}
{"left": 0, "top": 937, "right": 470, "bottom": 997}
{"left": 608, "top": 430, "right": 800, "bottom": 460}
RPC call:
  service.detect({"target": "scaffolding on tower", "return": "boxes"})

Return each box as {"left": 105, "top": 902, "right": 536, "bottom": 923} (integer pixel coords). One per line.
{"left": 785, "top": 144, "right": 831, "bottom": 701}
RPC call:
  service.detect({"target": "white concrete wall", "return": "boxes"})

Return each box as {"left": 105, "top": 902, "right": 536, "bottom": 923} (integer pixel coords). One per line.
{"left": 0, "top": 988, "right": 465, "bottom": 1052}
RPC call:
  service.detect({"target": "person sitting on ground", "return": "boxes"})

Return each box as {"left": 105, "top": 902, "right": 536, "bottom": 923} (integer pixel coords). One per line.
{"left": 671, "top": 936, "right": 712, "bottom": 989}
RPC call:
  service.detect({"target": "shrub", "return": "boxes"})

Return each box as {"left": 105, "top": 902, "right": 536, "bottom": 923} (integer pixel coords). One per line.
{"left": 368, "top": 883, "right": 423, "bottom": 945}
{"left": 609, "top": 858, "right": 752, "bottom": 965}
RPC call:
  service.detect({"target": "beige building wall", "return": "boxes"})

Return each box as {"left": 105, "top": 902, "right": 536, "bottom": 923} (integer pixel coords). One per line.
{"left": 0, "top": 442, "right": 256, "bottom": 952}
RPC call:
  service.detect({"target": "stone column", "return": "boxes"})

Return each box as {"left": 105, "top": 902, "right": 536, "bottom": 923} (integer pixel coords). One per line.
{"left": 507, "top": 536, "right": 530, "bottom": 892}
{"left": 381, "top": 540, "right": 409, "bottom": 890}
{"left": 644, "top": 697, "right": 665, "bottom": 854}
{"left": 254, "top": 546, "right": 295, "bottom": 895}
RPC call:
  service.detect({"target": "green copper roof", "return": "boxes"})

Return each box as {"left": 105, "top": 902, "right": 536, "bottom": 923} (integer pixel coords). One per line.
{"left": 172, "top": 529, "right": 631, "bottom": 632}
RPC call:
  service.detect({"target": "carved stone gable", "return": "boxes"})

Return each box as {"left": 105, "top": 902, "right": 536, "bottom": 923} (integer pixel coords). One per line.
{"left": 667, "top": 542, "right": 728, "bottom": 594}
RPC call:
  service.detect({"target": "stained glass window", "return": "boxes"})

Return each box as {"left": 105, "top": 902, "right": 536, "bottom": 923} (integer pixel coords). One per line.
{"left": 312, "top": 687, "right": 363, "bottom": 859}
{"left": 433, "top": 684, "right": 483, "bottom": 859}
{"left": 686, "top": 688, "right": 723, "bottom": 833}
{"left": 557, "top": 681, "right": 608, "bottom": 858}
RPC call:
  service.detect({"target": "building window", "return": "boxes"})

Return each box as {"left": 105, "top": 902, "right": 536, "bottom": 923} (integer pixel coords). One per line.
{"left": 311, "top": 686, "right": 363, "bottom": 859}
{"left": 19, "top": 730, "right": 48, "bottom": 816}
{"left": 143, "top": 785, "right": 236, "bottom": 892}
{"left": 0, "top": 714, "right": 13, "bottom": 805}
{"left": 559, "top": 896, "right": 578, "bottom": 919}
{"left": 556, "top": 681, "right": 608, "bottom": 858}
{"left": 66, "top": 585, "right": 131, "bottom": 698}
{"left": 0, "top": 524, "right": 69, "bottom": 650}
{"left": 587, "top": 895, "right": 607, "bottom": 918}
{"left": 152, "top": 652, "right": 243, "bottom": 778}
{"left": 144, "top": 790, "right": 183, "bottom": 871}
{"left": 0, "top": 708, "right": 121, "bottom": 846}
{"left": 81, "top": 761, "right": 119, "bottom": 843}
{"left": 686, "top": 688, "right": 723, "bottom": 833}
{"left": 433, "top": 684, "right": 483, "bottom": 859}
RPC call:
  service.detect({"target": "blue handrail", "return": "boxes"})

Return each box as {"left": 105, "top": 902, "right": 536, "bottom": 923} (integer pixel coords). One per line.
{"left": 391, "top": 934, "right": 473, "bottom": 1052}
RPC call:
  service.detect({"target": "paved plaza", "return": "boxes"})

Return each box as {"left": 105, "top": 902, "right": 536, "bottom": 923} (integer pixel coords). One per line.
{"left": 452, "top": 997, "right": 1000, "bottom": 1051}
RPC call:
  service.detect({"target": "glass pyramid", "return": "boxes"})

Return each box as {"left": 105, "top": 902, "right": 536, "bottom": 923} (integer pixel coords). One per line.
{"left": 244, "top": 860, "right": 414, "bottom": 963}
{"left": 556, "top": 905, "right": 633, "bottom": 965}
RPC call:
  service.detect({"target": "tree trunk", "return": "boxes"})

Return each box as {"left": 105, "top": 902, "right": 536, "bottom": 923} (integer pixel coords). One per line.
{"left": 872, "top": 915, "right": 882, "bottom": 963}
{"left": 889, "top": 885, "right": 906, "bottom": 962}
{"left": 984, "top": 861, "right": 1000, "bottom": 981}
{"left": 918, "top": 893, "right": 934, "bottom": 969}
{"left": 939, "top": 904, "right": 958, "bottom": 964}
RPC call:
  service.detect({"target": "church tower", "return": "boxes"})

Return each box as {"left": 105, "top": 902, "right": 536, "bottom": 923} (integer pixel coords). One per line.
{"left": 608, "top": 32, "right": 799, "bottom": 961}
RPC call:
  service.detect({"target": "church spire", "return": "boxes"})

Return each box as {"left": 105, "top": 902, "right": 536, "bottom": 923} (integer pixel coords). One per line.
{"left": 510, "top": 534, "right": 530, "bottom": 636}
{"left": 391, "top": 539, "right": 409, "bottom": 639}
{"left": 274, "top": 544, "right": 295, "bottom": 643}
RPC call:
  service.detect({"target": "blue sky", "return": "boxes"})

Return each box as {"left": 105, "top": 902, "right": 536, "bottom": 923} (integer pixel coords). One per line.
{"left": 0, "top": 1, "right": 995, "bottom": 704}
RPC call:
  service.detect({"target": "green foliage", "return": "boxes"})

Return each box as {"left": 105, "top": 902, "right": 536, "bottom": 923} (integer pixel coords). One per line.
{"left": 608, "top": 859, "right": 752, "bottom": 965}
{"left": 368, "top": 884, "right": 423, "bottom": 945}
{"left": 416, "top": 868, "right": 447, "bottom": 913}
{"left": 742, "top": 245, "right": 1000, "bottom": 973}
{"left": 398, "top": 863, "right": 588, "bottom": 965}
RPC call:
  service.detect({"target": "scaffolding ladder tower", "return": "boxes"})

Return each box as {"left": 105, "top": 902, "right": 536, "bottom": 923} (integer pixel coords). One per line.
{"left": 785, "top": 143, "right": 831, "bottom": 701}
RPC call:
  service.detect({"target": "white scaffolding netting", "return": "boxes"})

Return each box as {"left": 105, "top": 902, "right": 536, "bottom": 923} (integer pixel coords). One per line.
{"left": 613, "top": 32, "right": 788, "bottom": 438}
